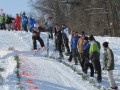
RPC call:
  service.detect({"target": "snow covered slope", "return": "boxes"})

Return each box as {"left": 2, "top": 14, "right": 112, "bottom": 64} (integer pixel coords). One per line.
{"left": 0, "top": 30, "right": 119, "bottom": 90}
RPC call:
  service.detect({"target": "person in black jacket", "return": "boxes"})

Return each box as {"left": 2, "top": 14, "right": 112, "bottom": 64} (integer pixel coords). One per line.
{"left": 32, "top": 23, "right": 46, "bottom": 51}
{"left": 6, "top": 14, "right": 14, "bottom": 31}
{"left": 56, "top": 26, "right": 63, "bottom": 59}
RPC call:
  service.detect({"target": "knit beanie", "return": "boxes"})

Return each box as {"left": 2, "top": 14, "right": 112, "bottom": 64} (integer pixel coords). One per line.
{"left": 84, "top": 36, "right": 88, "bottom": 40}
{"left": 88, "top": 35, "right": 94, "bottom": 41}
{"left": 103, "top": 42, "right": 109, "bottom": 48}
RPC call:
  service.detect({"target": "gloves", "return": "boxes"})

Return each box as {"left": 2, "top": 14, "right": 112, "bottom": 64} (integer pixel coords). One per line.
{"left": 102, "top": 67, "right": 105, "bottom": 70}
{"left": 107, "top": 67, "right": 110, "bottom": 71}
{"left": 42, "top": 46, "right": 46, "bottom": 51}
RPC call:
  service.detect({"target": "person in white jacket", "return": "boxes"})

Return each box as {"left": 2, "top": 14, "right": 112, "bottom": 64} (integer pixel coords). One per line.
{"left": 62, "top": 24, "right": 70, "bottom": 56}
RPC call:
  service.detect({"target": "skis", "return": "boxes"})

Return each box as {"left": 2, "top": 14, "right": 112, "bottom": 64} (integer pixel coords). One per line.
{"left": 34, "top": 48, "right": 40, "bottom": 56}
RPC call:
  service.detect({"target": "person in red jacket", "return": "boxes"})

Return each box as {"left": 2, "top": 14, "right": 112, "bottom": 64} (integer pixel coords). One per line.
{"left": 14, "top": 14, "right": 21, "bottom": 31}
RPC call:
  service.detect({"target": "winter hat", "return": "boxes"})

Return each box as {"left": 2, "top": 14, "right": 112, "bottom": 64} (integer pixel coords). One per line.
{"left": 81, "top": 31, "right": 85, "bottom": 35}
{"left": 88, "top": 35, "right": 94, "bottom": 41}
{"left": 84, "top": 36, "right": 88, "bottom": 40}
{"left": 34, "top": 23, "right": 39, "bottom": 28}
{"left": 103, "top": 42, "right": 109, "bottom": 48}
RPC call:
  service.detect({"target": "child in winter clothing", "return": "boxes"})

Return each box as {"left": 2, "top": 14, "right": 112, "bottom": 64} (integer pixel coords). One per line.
{"left": 103, "top": 42, "right": 117, "bottom": 89}
{"left": 32, "top": 23, "right": 46, "bottom": 51}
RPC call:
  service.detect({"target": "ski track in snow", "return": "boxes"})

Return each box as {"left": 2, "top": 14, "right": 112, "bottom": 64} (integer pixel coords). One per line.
{"left": 0, "top": 31, "right": 120, "bottom": 90}
{"left": 18, "top": 54, "right": 97, "bottom": 90}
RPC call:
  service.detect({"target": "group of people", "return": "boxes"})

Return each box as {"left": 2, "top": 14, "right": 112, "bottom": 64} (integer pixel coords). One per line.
{"left": 0, "top": 13, "right": 118, "bottom": 89}
{"left": 0, "top": 12, "right": 36, "bottom": 32}
{"left": 51, "top": 24, "right": 118, "bottom": 89}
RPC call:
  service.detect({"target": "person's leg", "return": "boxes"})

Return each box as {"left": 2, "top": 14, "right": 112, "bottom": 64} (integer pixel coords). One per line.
{"left": 50, "top": 29, "right": 53, "bottom": 39}
{"left": 89, "top": 63, "right": 94, "bottom": 77}
{"left": 72, "top": 50, "right": 78, "bottom": 65}
{"left": 65, "top": 38, "right": 70, "bottom": 54}
{"left": 83, "top": 60, "right": 89, "bottom": 74}
{"left": 18, "top": 23, "right": 21, "bottom": 31}
{"left": 93, "top": 60, "right": 102, "bottom": 82}
{"left": 8, "top": 24, "right": 11, "bottom": 31}
{"left": 107, "top": 70, "right": 117, "bottom": 88}
{"left": 32, "top": 36, "right": 37, "bottom": 50}
{"left": 58, "top": 43, "right": 63, "bottom": 58}
{"left": 23, "top": 24, "right": 28, "bottom": 32}
{"left": 92, "top": 53, "right": 102, "bottom": 82}
{"left": 37, "top": 37, "right": 45, "bottom": 47}
{"left": 68, "top": 51, "right": 73, "bottom": 62}
{"left": 3, "top": 23, "right": 6, "bottom": 30}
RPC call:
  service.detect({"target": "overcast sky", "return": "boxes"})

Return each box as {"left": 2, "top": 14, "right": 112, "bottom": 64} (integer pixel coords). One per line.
{"left": 0, "top": 0, "right": 30, "bottom": 16}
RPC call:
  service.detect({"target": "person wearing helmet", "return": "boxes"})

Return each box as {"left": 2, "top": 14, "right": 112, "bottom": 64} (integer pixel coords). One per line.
{"left": 32, "top": 23, "right": 46, "bottom": 52}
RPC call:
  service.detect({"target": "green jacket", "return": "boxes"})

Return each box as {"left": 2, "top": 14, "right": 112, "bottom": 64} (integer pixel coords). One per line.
{"left": 89, "top": 41, "right": 99, "bottom": 54}
{"left": 0, "top": 16, "right": 7, "bottom": 24}
{"left": 103, "top": 47, "right": 114, "bottom": 70}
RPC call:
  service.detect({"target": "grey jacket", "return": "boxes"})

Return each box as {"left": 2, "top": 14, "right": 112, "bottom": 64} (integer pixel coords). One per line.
{"left": 103, "top": 47, "right": 114, "bottom": 70}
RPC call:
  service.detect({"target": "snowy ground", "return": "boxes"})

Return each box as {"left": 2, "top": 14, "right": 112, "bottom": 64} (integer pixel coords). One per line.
{"left": 0, "top": 30, "right": 119, "bottom": 90}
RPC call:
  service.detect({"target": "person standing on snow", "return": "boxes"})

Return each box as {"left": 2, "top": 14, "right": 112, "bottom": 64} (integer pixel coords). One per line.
{"left": 32, "top": 23, "right": 46, "bottom": 51}
{"left": 89, "top": 35, "right": 102, "bottom": 83}
{"left": 62, "top": 24, "right": 70, "bottom": 56}
{"left": 77, "top": 31, "right": 85, "bottom": 66}
{"left": 21, "top": 12, "right": 28, "bottom": 32}
{"left": 56, "top": 26, "right": 64, "bottom": 59}
{"left": 71, "top": 32, "right": 80, "bottom": 65}
{"left": 46, "top": 17, "right": 54, "bottom": 39}
{"left": 67, "top": 30, "right": 75, "bottom": 62}
{"left": 82, "top": 36, "right": 94, "bottom": 77}
{"left": 53, "top": 23, "right": 59, "bottom": 51}
{"left": 1, "top": 13, "right": 7, "bottom": 30}
{"left": 29, "top": 17, "right": 36, "bottom": 32}
{"left": 102, "top": 42, "right": 118, "bottom": 89}
{"left": 6, "top": 14, "right": 13, "bottom": 31}
{"left": 14, "top": 14, "right": 21, "bottom": 31}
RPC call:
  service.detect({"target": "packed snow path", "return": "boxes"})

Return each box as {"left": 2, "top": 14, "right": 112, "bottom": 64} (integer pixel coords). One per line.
{"left": 0, "top": 31, "right": 97, "bottom": 90}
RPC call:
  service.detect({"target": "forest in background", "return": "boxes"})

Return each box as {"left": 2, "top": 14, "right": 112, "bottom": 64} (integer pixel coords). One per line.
{"left": 29, "top": 0, "right": 120, "bottom": 36}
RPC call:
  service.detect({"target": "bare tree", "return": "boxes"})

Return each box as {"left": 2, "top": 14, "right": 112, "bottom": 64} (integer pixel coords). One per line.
{"left": 29, "top": 0, "right": 120, "bottom": 36}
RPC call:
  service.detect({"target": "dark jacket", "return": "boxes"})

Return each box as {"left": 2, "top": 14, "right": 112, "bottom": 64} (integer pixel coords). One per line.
{"left": 6, "top": 17, "right": 13, "bottom": 24}
{"left": 32, "top": 29, "right": 40, "bottom": 38}
{"left": 56, "top": 30, "right": 62, "bottom": 45}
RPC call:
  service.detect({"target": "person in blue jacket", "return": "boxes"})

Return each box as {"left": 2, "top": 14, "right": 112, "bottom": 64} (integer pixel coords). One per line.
{"left": 82, "top": 36, "right": 94, "bottom": 77}
{"left": 29, "top": 17, "right": 36, "bottom": 32}
{"left": 22, "top": 12, "right": 28, "bottom": 32}
{"left": 71, "top": 32, "right": 80, "bottom": 65}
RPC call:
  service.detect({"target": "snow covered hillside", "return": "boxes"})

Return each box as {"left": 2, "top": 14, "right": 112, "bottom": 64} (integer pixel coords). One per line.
{"left": 0, "top": 30, "right": 119, "bottom": 90}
